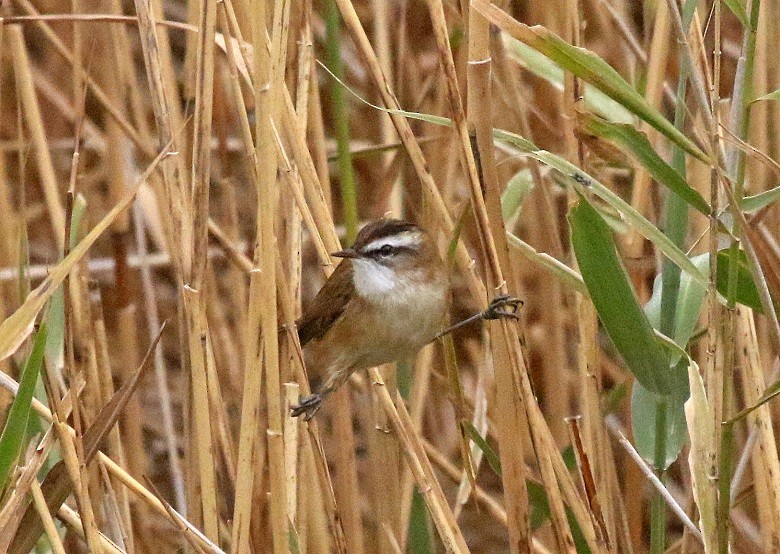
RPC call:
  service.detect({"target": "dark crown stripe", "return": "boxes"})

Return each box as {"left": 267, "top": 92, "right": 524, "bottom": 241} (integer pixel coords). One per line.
{"left": 353, "top": 219, "right": 420, "bottom": 249}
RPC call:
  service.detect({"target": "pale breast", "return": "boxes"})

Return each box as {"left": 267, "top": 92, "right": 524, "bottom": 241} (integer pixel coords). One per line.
{"left": 305, "top": 262, "right": 449, "bottom": 374}
{"left": 352, "top": 266, "right": 449, "bottom": 366}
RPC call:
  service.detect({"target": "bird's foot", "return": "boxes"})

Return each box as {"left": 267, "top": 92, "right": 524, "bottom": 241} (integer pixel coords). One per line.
{"left": 482, "top": 295, "right": 523, "bottom": 321}
{"left": 290, "top": 394, "right": 322, "bottom": 421}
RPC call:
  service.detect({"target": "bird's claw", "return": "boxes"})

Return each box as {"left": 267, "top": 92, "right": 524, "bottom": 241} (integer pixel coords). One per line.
{"left": 290, "top": 393, "right": 322, "bottom": 421}
{"left": 482, "top": 295, "right": 523, "bottom": 321}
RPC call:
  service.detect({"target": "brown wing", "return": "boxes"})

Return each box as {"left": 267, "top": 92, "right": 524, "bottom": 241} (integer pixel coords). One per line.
{"left": 297, "top": 260, "right": 354, "bottom": 347}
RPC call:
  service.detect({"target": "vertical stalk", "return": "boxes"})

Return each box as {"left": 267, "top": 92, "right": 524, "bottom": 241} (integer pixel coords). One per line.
{"left": 325, "top": 0, "right": 357, "bottom": 242}
{"left": 323, "top": 7, "right": 366, "bottom": 553}
{"left": 719, "top": 2, "right": 760, "bottom": 552}
{"left": 649, "top": 396, "right": 667, "bottom": 553}
{"left": 650, "top": 4, "right": 693, "bottom": 548}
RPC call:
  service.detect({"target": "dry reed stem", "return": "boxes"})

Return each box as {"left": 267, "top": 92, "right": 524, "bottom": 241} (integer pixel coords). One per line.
{"left": 92, "top": 295, "right": 134, "bottom": 550}
{"left": 182, "top": 286, "right": 220, "bottom": 540}
{"left": 0, "top": 431, "right": 57, "bottom": 546}
{"left": 575, "top": 295, "right": 617, "bottom": 548}
{"left": 131, "top": 0, "right": 187, "bottom": 273}
{"left": 370, "top": 362, "right": 402, "bottom": 553}
{"left": 57, "top": 504, "right": 124, "bottom": 554}
{"left": 13, "top": 0, "right": 149, "bottom": 152}
{"left": 284, "top": 383, "right": 301, "bottom": 528}
{"left": 624, "top": 1, "right": 671, "bottom": 258}
{"left": 466, "top": 4, "right": 536, "bottom": 546}
{"left": 205, "top": 321, "right": 240, "bottom": 485}
{"left": 0, "top": 369, "right": 221, "bottom": 552}
{"left": 61, "top": 199, "right": 108, "bottom": 554}
{"left": 737, "top": 308, "right": 780, "bottom": 549}
{"left": 258, "top": 0, "right": 289, "bottom": 548}
{"left": 28, "top": 478, "right": 67, "bottom": 554}
{"left": 365, "top": 367, "right": 469, "bottom": 552}
{"left": 330, "top": 385, "right": 366, "bottom": 553}
{"left": 208, "top": 215, "right": 347, "bottom": 552}
{"left": 566, "top": 417, "right": 610, "bottom": 551}
{"left": 333, "top": 0, "right": 485, "bottom": 299}
{"left": 562, "top": 2, "right": 616, "bottom": 543}
{"left": 6, "top": 26, "right": 66, "bottom": 247}
{"left": 52, "top": 416, "right": 103, "bottom": 552}
{"left": 190, "top": 0, "right": 217, "bottom": 289}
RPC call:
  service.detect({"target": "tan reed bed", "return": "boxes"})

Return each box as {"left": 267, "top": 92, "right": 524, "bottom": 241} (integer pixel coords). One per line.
{"left": 2, "top": 0, "right": 780, "bottom": 552}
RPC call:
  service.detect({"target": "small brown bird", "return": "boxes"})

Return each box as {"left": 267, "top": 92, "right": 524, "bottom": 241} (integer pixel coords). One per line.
{"left": 291, "top": 218, "right": 520, "bottom": 419}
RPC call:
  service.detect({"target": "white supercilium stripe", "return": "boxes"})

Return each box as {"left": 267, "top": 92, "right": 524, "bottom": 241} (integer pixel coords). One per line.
{"left": 363, "top": 232, "right": 421, "bottom": 253}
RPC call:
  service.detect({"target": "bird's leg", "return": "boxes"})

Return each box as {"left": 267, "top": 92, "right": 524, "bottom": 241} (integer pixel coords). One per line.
{"left": 481, "top": 295, "right": 524, "bottom": 320}
{"left": 434, "top": 295, "right": 523, "bottom": 340}
{"left": 290, "top": 369, "right": 352, "bottom": 420}
{"left": 290, "top": 394, "right": 323, "bottom": 420}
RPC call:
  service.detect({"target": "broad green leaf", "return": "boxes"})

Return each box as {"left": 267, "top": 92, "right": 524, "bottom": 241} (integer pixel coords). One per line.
{"left": 742, "top": 184, "right": 780, "bottom": 212}
{"left": 633, "top": 270, "right": 704, "bottom": 469}
{"left": 674, "top": 256, "right": 709, "bottom": 346}
{"left": 716, "top": 249, "right": 764, "bottom": 313}
{"left": 631, "top": 378, "right": 688, "bottom": 471}
{"left": 570, "top": 197, "right": 672, "bottom": 394}
{"left": 471, "top": 0, "right": 708, "bottom": 163}
{"left": 645, "top": 260, "right": 708, "bottom": 349}
{"left": 0, "top": 322, "right": 48, "bottom": 487}
{"left": 498, "top": 134, "right": 709, "bottom": 288}
{"left": 501, "top": 168, "right": 535, "bottom": 220}
{"left": 753, "top": 89, "right": 780, "bottom": 103}
{"left": 577, "top": 112, "right": 710, "bottom": 215}
{"left": 503, "top": 36, "right": 633, "bottom": 124}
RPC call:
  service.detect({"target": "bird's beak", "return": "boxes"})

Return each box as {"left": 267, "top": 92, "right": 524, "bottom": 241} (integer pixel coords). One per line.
{"left": 332, "top": 248, "right": 361, "bottom": 259}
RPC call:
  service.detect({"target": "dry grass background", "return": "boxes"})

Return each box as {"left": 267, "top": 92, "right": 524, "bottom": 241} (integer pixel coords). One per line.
{"left": 1, "top": 0, "right": 780, "bottom": 552}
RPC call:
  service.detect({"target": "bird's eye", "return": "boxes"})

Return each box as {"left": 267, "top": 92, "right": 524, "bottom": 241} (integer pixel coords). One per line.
{"left": 379, "top": 244, "right": 394, "bottom": 256}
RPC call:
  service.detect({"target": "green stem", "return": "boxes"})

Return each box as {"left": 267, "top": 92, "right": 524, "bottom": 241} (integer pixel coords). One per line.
{"left": 325, "top": 0, "right": 358, "bottom": 243}
{"left": 718, "top": 3, "right": 760, "bottom": 552}
{"left": 718, "top": 409, "right": 735, "bottom": 553}
{"left": 650, "top": 6, "right": 693, "bottom": 547}
{"left": 649, "top": 396, "right": 668, "bottom": 553}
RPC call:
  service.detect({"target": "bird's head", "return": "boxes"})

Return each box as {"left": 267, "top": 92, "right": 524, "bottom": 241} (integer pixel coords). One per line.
{"left": 332, "top": 219, "right": 442, "bottom": 298}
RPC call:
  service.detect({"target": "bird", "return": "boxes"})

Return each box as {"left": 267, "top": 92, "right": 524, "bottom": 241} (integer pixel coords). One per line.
{"left": 290, "top": 218, "right": 521, "bottom": 420}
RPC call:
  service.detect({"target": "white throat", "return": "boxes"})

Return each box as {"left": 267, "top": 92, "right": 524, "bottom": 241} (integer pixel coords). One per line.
{"left": 352, "top": 258, "right": 401, "bottom": 299}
